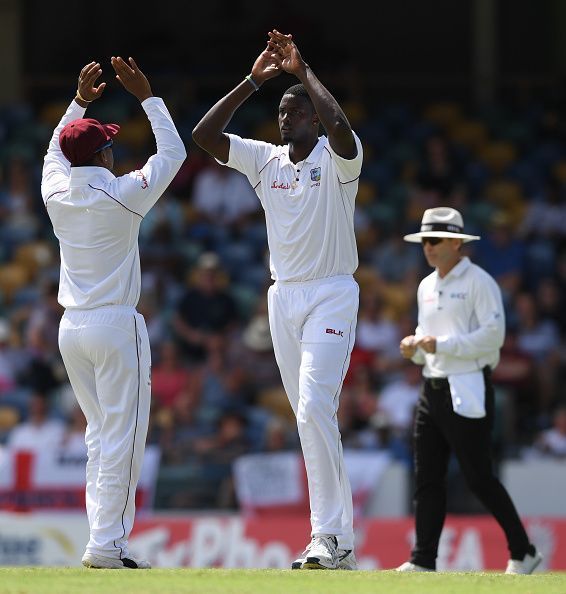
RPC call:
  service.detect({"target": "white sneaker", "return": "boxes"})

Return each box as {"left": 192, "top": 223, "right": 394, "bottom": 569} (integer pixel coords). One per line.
{"left": 82, "top": 552, "right": 151, "bottom": 569}
{"left": 505, "top": 550, "right": 543, "bottom": 575}
{"left": 396, "top": 561, "right": 435, "bottom": 572}
{"left": 292, "top": 541, "right": 356, "bottom": 570}
{"left": 337, "top": 549, "right": 358, "bottom": 570}
{"left": 302, "top": 535, "right": 339, "bottom": 569}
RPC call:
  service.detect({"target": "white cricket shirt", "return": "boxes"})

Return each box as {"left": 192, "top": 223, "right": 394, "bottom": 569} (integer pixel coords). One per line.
{"left": 223, "top": 132, "right": 363, "bottom": 282}
{"left": 41, "top": 97, "right": 186, "bottom": 309}
{"left": 412, "top": 257, "right": 505, "bottom": 377}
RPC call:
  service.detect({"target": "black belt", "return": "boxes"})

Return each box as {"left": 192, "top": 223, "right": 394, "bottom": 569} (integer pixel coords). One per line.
{"left": 425, "top": 376, "right": 449, "bottom": 390}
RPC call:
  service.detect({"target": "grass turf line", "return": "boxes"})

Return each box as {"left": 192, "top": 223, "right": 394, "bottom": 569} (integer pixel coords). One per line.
{"left": 0, "top": 568, "right": 566, "bottom": 594}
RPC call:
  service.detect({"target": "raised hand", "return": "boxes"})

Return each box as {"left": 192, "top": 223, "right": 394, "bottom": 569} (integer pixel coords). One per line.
{"left": 111, "top": 56, "right": 153, "bottom": 102}
{"left": 77, "top": 61, "right": 106, "bottom": 102}
{"left": 250, "top": 42, "right": 283, "bottom": 84}
{"left": 268, "top": 29, "right": 306, "bottom": 76}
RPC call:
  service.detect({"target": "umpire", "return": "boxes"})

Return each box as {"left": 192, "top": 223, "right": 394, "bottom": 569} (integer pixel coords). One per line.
{"left": 397, "top": 207, "right": 542, "bottom": 574}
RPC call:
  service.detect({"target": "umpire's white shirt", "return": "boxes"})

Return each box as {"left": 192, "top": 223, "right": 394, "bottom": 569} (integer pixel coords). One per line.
{"left": 412, "top": 257, "right": 505, "bottom": 377}
{"left": 222, "top": 132, "right": 363, "bottom": 281}
{"left": 41, "top": 97, "right": 186, "bottom": 309}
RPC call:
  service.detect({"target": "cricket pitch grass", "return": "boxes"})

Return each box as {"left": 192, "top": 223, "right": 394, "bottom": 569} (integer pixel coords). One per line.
{"left": 1, "top": 568, "right": 566, "bottom": 594}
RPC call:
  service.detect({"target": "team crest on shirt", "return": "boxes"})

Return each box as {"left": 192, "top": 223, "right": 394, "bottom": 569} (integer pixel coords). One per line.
{"left": 310, "top": 167, "right": 321, "bottom": 182}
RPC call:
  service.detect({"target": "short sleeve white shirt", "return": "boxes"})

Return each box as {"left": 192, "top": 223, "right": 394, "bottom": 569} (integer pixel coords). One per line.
{"left": 223, "top": 133, "right": 363, "bottom": 282}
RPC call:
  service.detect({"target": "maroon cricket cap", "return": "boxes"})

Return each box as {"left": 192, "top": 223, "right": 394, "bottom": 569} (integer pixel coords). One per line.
{"left": 59, "top": 118, "right": 120, "bottom": 166}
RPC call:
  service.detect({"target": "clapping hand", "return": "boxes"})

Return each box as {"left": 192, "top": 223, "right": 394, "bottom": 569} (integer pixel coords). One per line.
{"left": 76, "top": 61, "right": 106, "bottom": 103}
{"left": 111, "top": 56, "right": 153, "bottom": 103}
{"left": 268, "top": 29, "right": 306, "bottom": 76}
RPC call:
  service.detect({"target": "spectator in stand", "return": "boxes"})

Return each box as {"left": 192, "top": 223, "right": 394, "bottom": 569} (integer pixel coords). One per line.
{"left": 472, "top": 211, "right": 526, "bottom": 306}
{"left": 21, "top": 278, "right": 66, "bottom": 395}
{"left": 370, "top": 227, "right": 421, "bottom": 285}
{"left": 513, "top": 291, "right": 561, "bottom": 421}
{"left": 7, "top": 392, "right": 65, "bottom": 451}
{"left": 151, "top": 340, "right": 193, "bottom": 409}
{"left": 518, "top": 178, "right": 566, "bottom": 242}
{"left": 263, "top": 415, "right": 297, "bottom": 452}
{"left": 226, "top": 312, "right": 282, "bottom": 395}
{"left": 536, "top": 277, "right": 566, "bottom": 335}
{"left": 172, "top": 252, "right": 238, "bottom": 364}
{"left": 191, "top": 158, "right": 260, "bottom": 230}
{"left": 59, "top": 405, "right": 88, "bottom": 457}
{"left": 376, "top": 361, "right": 421, "bottom": 439}
{"left": 0, "top": 318, "right": 22, "bottom": 395}
{"left": 416, "top": 134, "right": 462, "bottom": 198}
{"left": 1, "top": 157, "right": 40, "bottom": 252}
{"left": 491, "top": 331, "right": 537, "bottom": 442}
{"left": 157, "top": 384, "right": 208, "bottom": 466}
{"left": 355, "top": 293, "right": 401, "bottom": 367}
{"left": 530, "top": 404, "right": 566, "bottom": 459}
{"left": 192, "top": 409, "right": 251, "bottom": 508}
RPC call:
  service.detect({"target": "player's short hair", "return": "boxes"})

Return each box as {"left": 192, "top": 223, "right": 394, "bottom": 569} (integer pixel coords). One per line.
{"left": 282, "top": 84, "right": 313, "bottom": 106}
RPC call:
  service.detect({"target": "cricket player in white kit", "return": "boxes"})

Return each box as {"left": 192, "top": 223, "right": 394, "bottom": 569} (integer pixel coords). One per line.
{"left": 41, "top": 58, "right": 186, "bottom": 569}
{"left": 193, "top": 30, "right": 363, "bottom": 570}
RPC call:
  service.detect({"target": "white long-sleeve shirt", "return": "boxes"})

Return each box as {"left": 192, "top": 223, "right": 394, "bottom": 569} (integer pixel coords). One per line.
{"left": 41, "top": 97, "right": 186, "bottom": 309}
{"left": 412, "top": 257, "right": 505, "bottom": 377}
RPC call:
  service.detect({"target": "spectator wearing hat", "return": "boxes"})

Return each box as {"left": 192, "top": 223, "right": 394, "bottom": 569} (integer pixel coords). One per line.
{"left": 235, "top": 313, "right": 281, "bottom": 392}
{"left": 40, "top": 58, "right": 186, "bottom": 570}
{"left": 396, "top": 207, "right": 542, "bottom": 575}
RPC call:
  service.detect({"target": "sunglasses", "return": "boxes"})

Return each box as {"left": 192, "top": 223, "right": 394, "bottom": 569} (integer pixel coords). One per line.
{"left": 421, "top": 237, "right": 444, "bottom": 246}
{"left": 95, "top": 139, "right": 113, "bottom": 153}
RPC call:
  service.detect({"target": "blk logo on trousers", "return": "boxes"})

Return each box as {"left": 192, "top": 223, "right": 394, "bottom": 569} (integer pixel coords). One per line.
{"left": 326, "top": 328, "right": 344, "bottom": 337}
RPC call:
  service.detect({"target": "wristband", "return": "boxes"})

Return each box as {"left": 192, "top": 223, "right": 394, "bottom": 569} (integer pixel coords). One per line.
{"left": 76, "top": 90, "right": 92, "bottom": 103}
{"left": 244, "top": 74, "right": 260, "bottom": 91}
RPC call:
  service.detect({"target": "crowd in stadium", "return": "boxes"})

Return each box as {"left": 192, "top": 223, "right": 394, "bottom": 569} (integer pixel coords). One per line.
{"left": 1, "top": 88, "right": 566, "bottom": 510}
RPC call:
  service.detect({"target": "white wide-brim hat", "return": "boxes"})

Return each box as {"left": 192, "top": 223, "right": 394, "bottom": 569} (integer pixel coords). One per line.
{"left": 403, "top": 207, "right": 481, "bottom": 243}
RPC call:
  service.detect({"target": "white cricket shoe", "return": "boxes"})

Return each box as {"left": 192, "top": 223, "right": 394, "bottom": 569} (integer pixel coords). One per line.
{"left": 292, "top": 540, "right": 356, "bottom": 570}
{"left": 302, "top": 535, "right": 339, "bottom": 569}
{"left": 82, "top": 552, "right": 151, "bottom": 569}
{"left": 505, "top": 550, "right": 543, "bottom": 575}
{"left": 396, "top": 561, "right": 435, "bottom": 572}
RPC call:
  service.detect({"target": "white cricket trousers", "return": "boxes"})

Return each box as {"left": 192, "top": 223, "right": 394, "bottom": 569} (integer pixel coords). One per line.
{"left": 267, "top": 275, "right": 359, "bottom": 550}
{"left": 58, "top": 305, "right": 151, "bottom": 559}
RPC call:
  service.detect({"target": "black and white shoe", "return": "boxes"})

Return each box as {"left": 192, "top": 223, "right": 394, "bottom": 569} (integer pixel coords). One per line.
{"left": 82, "top": 552, "right": 151, "bottom": 569}
{"left": 302, "top": 536, "right": 339, "bottom": 570}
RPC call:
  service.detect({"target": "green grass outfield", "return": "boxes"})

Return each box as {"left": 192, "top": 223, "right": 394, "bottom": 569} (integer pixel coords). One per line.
{"left": 1, "top": 568, "right": 566, "bottom": 594}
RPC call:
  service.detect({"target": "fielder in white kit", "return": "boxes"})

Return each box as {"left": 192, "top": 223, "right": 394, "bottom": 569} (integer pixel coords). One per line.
{"left": 41, "top": 58, "right": 186, "bottom": 569}
{"left": 193, "top": 30, "right": 363, "bottom": 570}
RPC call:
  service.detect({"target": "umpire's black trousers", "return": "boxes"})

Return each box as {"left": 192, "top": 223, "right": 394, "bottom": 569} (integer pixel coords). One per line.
{"left": 410, "top": 367, "right": 531, "bottom": 569}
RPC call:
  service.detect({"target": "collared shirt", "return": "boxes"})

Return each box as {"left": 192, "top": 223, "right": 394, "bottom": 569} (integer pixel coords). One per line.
{"left": 222, "top": 132, "right": 363, "bottom": 282}
{"left": 41, "top": 97, "right": 186, "bottom": 309}
{"left": 412, "top": 257, "right": 505, "bottom": 377}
